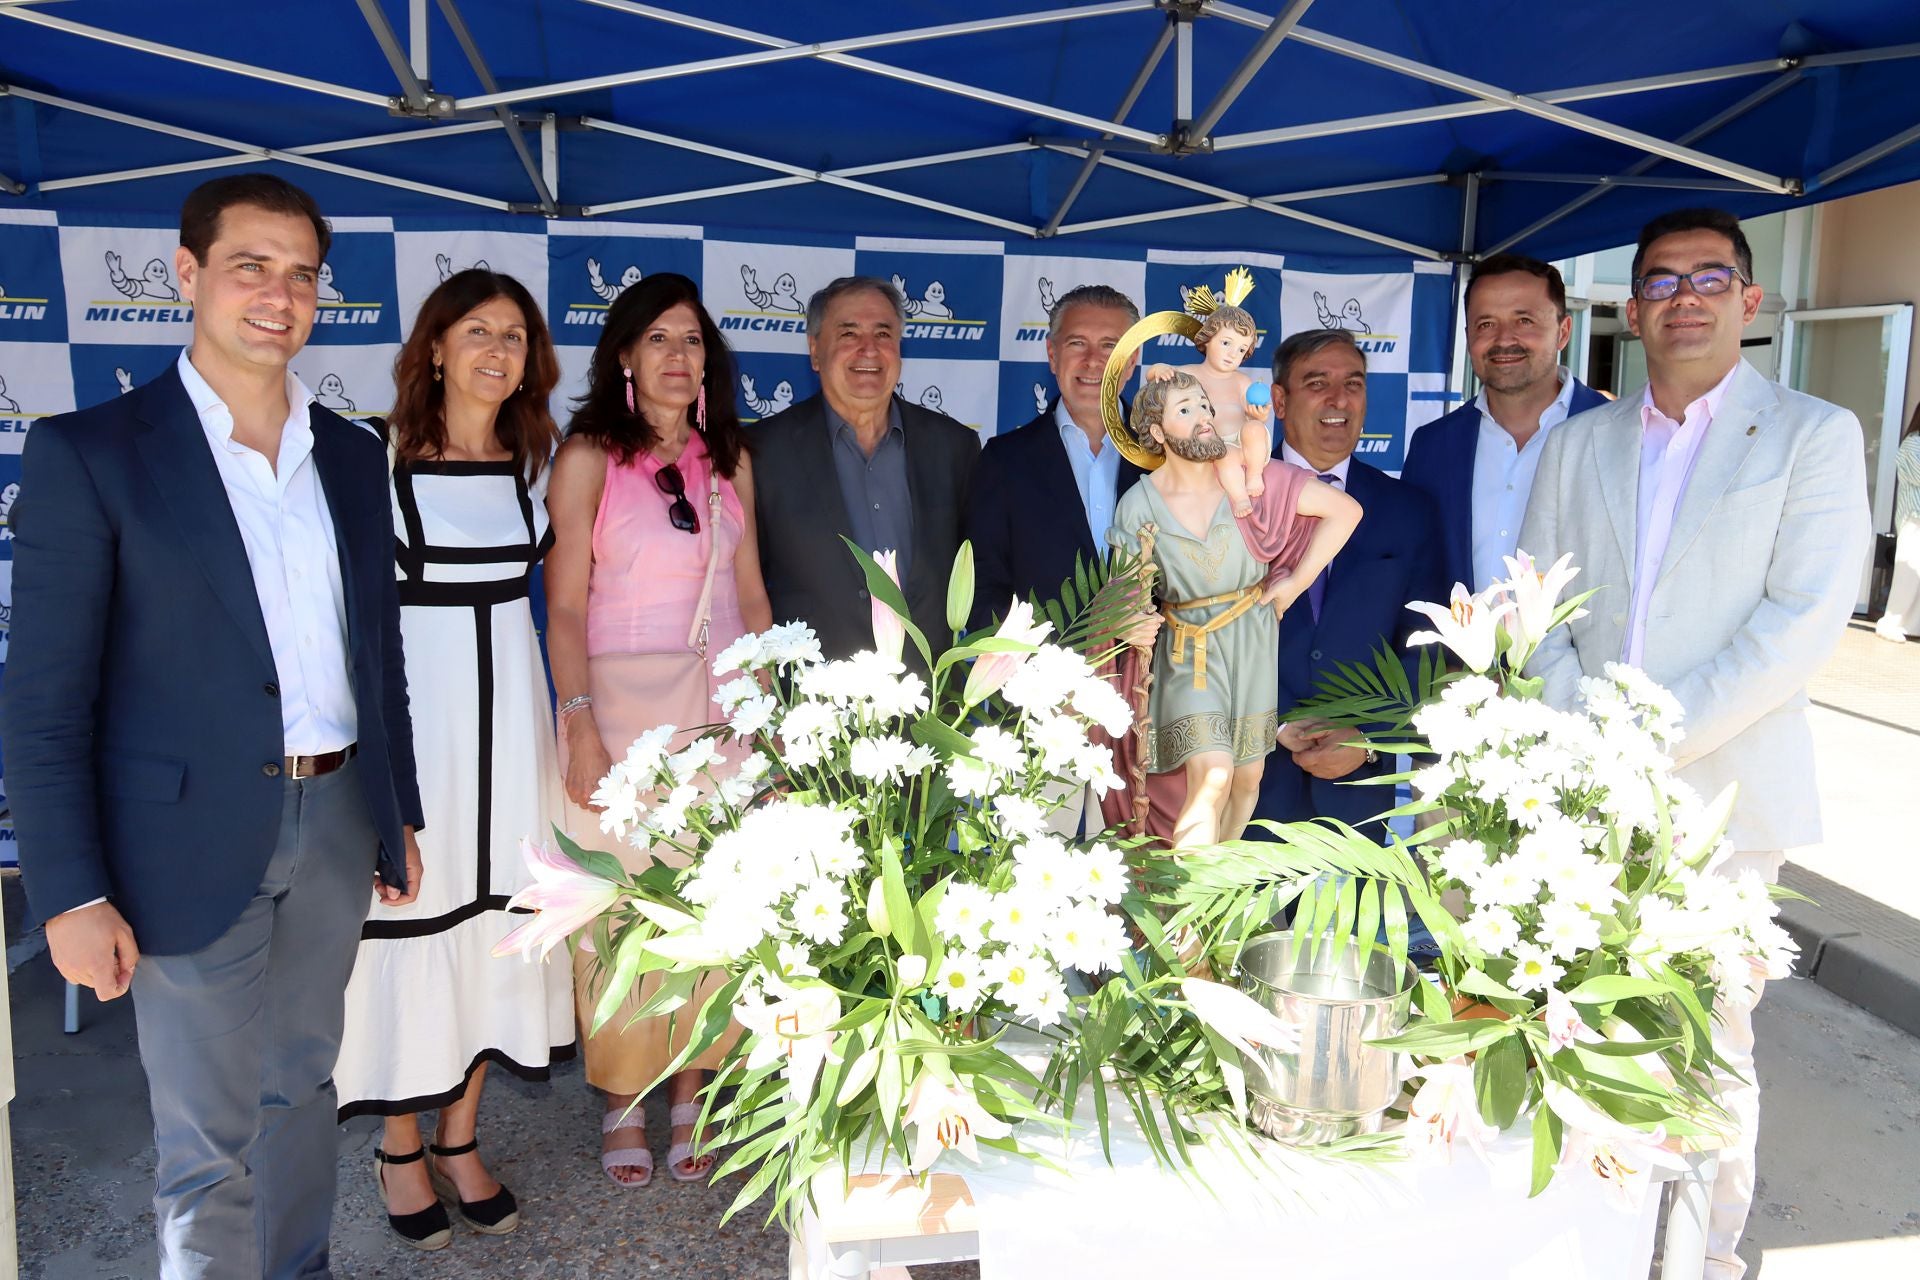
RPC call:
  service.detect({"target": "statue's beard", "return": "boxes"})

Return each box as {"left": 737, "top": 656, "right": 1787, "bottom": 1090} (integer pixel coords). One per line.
{"left": 1164, "top": 430, "right": 1228, "bottom": 462}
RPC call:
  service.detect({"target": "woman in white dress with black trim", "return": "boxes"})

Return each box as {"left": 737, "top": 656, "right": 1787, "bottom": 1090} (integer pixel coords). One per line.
{"left": 336, "top": 269, "right": 572, "bottom": 1251}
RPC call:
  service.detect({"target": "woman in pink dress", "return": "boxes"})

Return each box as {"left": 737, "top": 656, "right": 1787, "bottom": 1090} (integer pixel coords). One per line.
{"left": 545, "top": 273, "right": 771, "bottom": 1186}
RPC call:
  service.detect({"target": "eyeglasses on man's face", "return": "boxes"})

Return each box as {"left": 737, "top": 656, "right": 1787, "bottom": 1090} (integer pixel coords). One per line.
{"left": 1632, "top": 264, "right": 1750, "bottom": 303}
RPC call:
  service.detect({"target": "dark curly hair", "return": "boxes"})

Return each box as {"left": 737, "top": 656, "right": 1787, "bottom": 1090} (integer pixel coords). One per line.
{"left": 567, "top": 272, "right": 743, "bottom": 477}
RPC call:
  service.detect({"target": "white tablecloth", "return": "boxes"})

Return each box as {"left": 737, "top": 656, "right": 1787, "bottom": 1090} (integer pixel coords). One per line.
{"left": 949, "top": 1098, "right": 1659, "bottom": 1280}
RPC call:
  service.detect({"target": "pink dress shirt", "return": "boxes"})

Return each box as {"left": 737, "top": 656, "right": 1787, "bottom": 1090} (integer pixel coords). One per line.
{"left": 1624, "top": 363, "right": 1740, "bottom": 665}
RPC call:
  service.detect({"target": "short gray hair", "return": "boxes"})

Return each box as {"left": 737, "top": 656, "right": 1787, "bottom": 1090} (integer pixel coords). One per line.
{"left": 1046, "top": 284, "right": 1140, "bottom": 344}
{"left": 805, "top": 275, "right": 907, "bottom": 337}
{"left": 1272, "top": 327, "right": 1366, "bottom": 387}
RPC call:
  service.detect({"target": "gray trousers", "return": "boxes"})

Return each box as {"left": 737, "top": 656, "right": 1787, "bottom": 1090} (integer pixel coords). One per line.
{"left": 131, "top": 759, "right": 379, "bottom": 1280}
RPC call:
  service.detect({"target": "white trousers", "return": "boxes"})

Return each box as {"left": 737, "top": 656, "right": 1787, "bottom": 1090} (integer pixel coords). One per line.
{"left": 1704, "top": 847, "right": 1788, "bottom": 1280}
{"left": 1877, "top": 513, "right": 1920, "bottom": 636}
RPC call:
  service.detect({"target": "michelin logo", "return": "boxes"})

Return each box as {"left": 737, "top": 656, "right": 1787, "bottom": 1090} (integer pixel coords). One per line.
{"left": 115, "top": 368, "right": 135, "bottom": 396}
{"left": 741, "top": 374, "right": 794, "bottom": 419}
{"left": 314, "top": 264, "right": 381, "bottom": 326}
{"left": 887, "top": 274, "right": 984, "bottom": 343}
{"left": 1313, "top": 291, "right": 1371, "bottom": 335}
{"left": 1014, "top": 277, "right": 1062, "bottom": 342}
{"left": 87, "top": 251, "right": 192, "bottom": 323}
{"left": 1312, "top": 290, "right": 1400, "bottom": 355}
{"left": 0, "top": 481, "right": 16, "bottom": 540}
{"left": 1354, "top": 436, "right": 1392, "bottom": 455}
{"left": 722, "top": 265, "right": 807, "bottom": 334}
{"left": 564, "top": 258, "right": 643, "bottom": 327}
{"left": 314, "top": 373, "right": 356, "bottom": 412}
{"left": 0, "top": 282, "right": 50, "bottom": 323}
{"left": 436, "top": 254, "right": 491, "bottom": 283}
{"left": 0, "top": 372, "right": 31, "bottom": 438}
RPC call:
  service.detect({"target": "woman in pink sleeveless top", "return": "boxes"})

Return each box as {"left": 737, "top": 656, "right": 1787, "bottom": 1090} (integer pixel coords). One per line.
{"left": 545, "top": 273, "right": 771, "bottom": 1187}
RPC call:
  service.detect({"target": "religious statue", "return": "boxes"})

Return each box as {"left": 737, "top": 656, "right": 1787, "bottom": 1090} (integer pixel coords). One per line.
{"left": 1103, "top": 369, "right": 1360, "bottom": 850}
{"left": 1143, "top": 268, "right": 1271, "bottom": 517}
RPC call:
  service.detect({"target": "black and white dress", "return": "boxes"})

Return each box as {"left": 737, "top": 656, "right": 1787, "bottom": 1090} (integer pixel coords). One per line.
{"left": 337, "top": 459, "right": 574, "bottom": 1118}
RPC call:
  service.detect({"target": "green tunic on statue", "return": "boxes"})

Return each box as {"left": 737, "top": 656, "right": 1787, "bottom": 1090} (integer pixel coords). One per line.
{"left": 1111, "top": 474, "right": 1293, "bottom": 771}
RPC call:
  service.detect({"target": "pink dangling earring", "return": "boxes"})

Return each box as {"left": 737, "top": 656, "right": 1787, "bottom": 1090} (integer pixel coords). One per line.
{"left": 696, "top": 383, "right": 707, "bottom": 431}
{"left": 623, "top": 366, "right": 635, "bottom": 414}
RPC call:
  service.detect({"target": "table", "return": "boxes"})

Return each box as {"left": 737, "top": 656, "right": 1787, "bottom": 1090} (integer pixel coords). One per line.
{"left": 791, "top": 1105, "right": 1717, "bottom": 1280}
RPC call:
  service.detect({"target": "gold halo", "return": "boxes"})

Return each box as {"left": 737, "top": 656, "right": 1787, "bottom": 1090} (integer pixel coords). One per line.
{"left": 1100, "top": 310, "right": 1201, "bottom": 471}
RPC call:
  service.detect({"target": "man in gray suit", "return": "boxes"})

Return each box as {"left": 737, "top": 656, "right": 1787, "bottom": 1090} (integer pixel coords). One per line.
{"left": 749, "top": 276, "right": 979, "bottom": 659}
{"left": 1520, "top": 207, "right": 1870, "bottom": 1280}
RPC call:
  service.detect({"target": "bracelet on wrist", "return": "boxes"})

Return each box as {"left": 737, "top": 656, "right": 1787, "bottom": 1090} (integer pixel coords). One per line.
{"left": 559, "top": 694, "right": 594, "bottom": 723}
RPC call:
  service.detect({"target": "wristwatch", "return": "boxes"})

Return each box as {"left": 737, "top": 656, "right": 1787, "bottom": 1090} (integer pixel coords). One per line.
{"left": 1363, "top": 747, "right": 1379, "bottom": 766}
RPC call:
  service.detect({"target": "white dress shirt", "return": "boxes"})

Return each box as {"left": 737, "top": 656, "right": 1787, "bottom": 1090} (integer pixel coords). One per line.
{"left": 1056, "top": 400, "right": 1121, "bottom": 547}
{"left": 1624, "top": 362, "right": 1739, "bottom": 666}
{"left": 1280, "top": 443, "right": 1349, "bottom": 489}
{"left": 1469, "top": 368, "right": 1576, "bottom": 593}
{"left": 178, "top": 350, "right": 357, "bottom": 754}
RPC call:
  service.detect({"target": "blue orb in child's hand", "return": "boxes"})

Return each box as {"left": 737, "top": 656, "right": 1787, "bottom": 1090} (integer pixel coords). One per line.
{"left": 1245, "top": 381, "right": 1271, "bottom": 408}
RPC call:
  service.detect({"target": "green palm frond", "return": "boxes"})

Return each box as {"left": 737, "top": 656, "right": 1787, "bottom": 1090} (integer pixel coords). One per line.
{"left": 1032, "top": 546, "right": 1155, "bottom": 657}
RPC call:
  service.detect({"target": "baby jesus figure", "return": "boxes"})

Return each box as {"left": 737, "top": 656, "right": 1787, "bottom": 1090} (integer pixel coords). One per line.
{"left": 1105, "top": 371, "right": 1361, "bottom": 850}
{"left": 1144, "top": 270, "right": 1272, "bottom": 518}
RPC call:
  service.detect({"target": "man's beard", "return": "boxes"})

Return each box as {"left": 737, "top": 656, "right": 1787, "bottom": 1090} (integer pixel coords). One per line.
{"left": 1165, "top": 430, "right": 1228, "bottom": 462}
{"left": 1478, "top": 348, "right": 1554, "bottom": 394}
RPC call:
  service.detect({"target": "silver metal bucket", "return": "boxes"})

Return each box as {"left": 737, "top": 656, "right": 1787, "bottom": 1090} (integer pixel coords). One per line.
{"left": 1233, "top": 930, "right": 1418, "bottom": 1145}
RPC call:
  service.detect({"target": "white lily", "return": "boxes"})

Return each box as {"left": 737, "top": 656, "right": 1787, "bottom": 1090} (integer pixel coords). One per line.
{"left": 1496, "top": 551, "right": 1584, "bottom": 664}
{"left": 1544, "top": 988, "right": 1598, "bottom": 1054}
{"left": 1405, "top": 584, "right": 1513, "bottom": 674}
{"left": 963, "top": 598, "right": 1050, "bottom": 706}
{"left": 1406, "top": 1058, "right": 1496, "bottom": 1164}
{"left": 1542, "top": 1081, "right": 1691, "bottom": 1212}
{"left": 870, "top": 549, "right": 907, "bottom": 663}
{"left": 1180, "top": 978, "right": 1302, "bottom": 1083}
{"left": 737, "top": 983, "right": 841, "bottom": 1104}
{"left": 903, "top": 1072, "right": 1013, "bottom": 1172}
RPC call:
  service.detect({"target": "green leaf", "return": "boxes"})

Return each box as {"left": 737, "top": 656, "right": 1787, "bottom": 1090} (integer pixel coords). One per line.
{"left": 551, "top": 824, "right": 631, "bottom": 887}
{"left": 590, "top": 927, "right": 649, "bottom": 1034}
{"left": 1528, "top": 1092, "right": 1563, "bottom": 1196}
{"left": 910, "top": 714, "right": 977, "bottom": 760}
{"left": 1577, "top": 1034, "right": 1681, "bottom": 1057}
{"left": 835, "top": 1042, "right": 881, "bottom": 1108}
{"left": 1455, "top": 966, "right": 1526, "bottom": 1005}
{"left": 1568, "top": 974, "right": 1674, "bottom": 1005}
{"left": 878, "top": 836, "right": 918, "bottom": 958}
{"left": 1371, "top": 1016, "right": 1518, "bottom": 1056}
{"left": 1474, "top": 1034, "right": 1528, "bottom": 1130}
{"left": 946, "top": 541, "right": 976, "bottom": 634}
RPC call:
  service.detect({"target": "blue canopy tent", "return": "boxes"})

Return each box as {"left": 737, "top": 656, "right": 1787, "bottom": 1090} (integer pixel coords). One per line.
{"left": 3, "top": 0, "right": 1919, "bottom": 262}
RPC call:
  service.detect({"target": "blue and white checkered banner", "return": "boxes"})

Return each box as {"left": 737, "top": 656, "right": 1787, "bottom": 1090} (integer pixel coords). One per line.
{"left": 0, "top": 208, "right": 1456, "bottom": 864}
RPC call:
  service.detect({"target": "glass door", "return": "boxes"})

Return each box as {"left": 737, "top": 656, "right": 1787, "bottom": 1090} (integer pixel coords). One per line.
{"left": 1776, "top": 304, "right": 1914, "bottom": 612}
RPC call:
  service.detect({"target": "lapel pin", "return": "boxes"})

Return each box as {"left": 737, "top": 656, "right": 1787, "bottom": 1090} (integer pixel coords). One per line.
{"left": 1746, "top": 424, "right": 1757, "bottom": 436}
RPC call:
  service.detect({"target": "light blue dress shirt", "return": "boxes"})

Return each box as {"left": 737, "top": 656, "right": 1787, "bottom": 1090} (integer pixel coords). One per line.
{"left": 1468, "top": 368, "right": 1577, "bottom": 593}
{"left": 1056, "top": 401, "right": 1121, "bottom": 549}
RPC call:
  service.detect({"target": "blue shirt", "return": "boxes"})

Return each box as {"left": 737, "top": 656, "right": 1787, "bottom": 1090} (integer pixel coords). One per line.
{"left": 1468, "top": 368, "right": 1577, "bottom": 593}
{"left": 828, "top": 399, "right": 914, "bottom": 582}
{"left": 1056, "top": 401, "right": 1121, "bottom": 549}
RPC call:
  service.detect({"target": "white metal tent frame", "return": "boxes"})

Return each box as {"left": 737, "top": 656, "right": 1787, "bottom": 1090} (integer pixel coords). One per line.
{"left": 3, "top": 0, "right": 1919, "bottom": 263}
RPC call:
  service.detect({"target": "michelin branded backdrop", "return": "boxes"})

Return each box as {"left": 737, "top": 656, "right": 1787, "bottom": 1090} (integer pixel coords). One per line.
{"left": 0, "top": 208, "right": 1455, "bottom": 866}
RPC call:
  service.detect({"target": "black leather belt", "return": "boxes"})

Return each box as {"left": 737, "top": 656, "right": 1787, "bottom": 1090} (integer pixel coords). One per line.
{"left": 286, "top": 743, "right": 356, "bottom": 779}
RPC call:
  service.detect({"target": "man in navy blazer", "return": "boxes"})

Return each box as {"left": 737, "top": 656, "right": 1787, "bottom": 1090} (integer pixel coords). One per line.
{"left": 1399, "top": 254, "right": 1609, "bottom": 593}
{"left": 1254, "top": 329, "right": 1446, "bottom": 835}
{"left": 964, "top": 284, "right": 1148, "bottom": 626}
{"left": 2, "top": 175, "right": 423, "bottom": 1277}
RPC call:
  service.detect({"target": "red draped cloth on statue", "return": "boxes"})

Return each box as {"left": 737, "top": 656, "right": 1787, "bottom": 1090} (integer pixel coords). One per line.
{"left": 1096, "top": 458, "right": 1320, "bottom": 845}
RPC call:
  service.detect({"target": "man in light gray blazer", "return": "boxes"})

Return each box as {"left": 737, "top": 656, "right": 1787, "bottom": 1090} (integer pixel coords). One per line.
{"left": 1520, "top": 208, "right": 1870, "bottom": 1280}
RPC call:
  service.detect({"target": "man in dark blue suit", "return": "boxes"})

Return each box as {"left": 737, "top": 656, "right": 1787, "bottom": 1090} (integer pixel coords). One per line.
{"left": 963, "top": 284, "right": 1149, "bottom": 626}
{"left": 1399, "top": 254, "right": 1609, "bottom": 593}
{"left": 2, "top": 175, "right": 423, "bottom": 1278}
{"left": 1255, "top": 328, "right": 1446, "bottom": 834}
